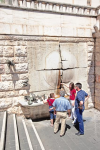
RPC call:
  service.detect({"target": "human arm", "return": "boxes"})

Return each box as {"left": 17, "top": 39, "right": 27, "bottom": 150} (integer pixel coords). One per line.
{"left": 67, "top": 109, "right": 71, "bottom": 117}
{"left": 53, "top": 107, "right": 56, "bottom": 115}
{"left": 84, "top": 95, "right": 89, "bottom": 103}
{"left": 43, "top": 100, "right": 48, "bottom": 104}
{"left": 60, "top": 83, "right": 69, "bottom": 88}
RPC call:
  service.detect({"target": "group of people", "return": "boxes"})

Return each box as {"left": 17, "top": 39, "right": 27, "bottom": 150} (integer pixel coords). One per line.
{"left": 43, "top": 82, "right": 89, "bottom": 137}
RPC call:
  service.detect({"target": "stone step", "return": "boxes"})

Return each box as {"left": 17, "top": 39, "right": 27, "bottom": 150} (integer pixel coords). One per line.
{"left": 5, "top": 114, "right": 19, "bottom": 150}
{"left": 17, "top": 116, "right": 33, "bottom": 150}
{"left": 25, "top": 119, "right": 45, "bottom": 150}
{"left": 0, "top": 111, "right": 7, "bottom": 150}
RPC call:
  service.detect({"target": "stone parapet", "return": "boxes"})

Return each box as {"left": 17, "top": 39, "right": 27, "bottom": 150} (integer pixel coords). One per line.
{"left": 0, "top": 0, "right": 97, "bottom": 17}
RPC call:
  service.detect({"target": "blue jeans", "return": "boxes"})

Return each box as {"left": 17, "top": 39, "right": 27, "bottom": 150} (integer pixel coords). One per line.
{"left": 75, "top": 108, "right": 84, "bottom": 134}
{"left": 49, "top": 112, "right": 56, "bottom": 119}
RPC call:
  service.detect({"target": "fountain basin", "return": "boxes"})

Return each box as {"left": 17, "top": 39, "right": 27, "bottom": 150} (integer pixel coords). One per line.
{"left": 19, "top": 100, "right": 49, "bottom": 120}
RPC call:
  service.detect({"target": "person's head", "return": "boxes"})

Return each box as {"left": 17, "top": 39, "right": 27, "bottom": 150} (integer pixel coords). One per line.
{"left": 50, "top": 93, "right": 55, "bottom": 98}
{"left": 75, "top": 83, "right": 82, "bottom": 91}
{"left": 69, "top": 82, "right": 74, "bottom": 91}
{"left": 60, "top": 90, "right": 65, "bottom": 97}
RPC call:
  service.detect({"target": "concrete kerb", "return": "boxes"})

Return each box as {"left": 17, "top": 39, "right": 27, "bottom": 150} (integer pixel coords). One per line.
{"left": 13, "top": 114, "right": 20, "bottom": 150}
{"left": 22, "top": 119, "right": 34, "bottom": 150}
{"left": 30, "top": 119, "right": 45, "bottom": 150}
{"left": 0, "top": 111, "right": 7, "bottom": 150}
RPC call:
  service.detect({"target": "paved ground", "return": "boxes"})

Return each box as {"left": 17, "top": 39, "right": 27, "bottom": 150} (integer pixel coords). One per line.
{"left": 34, "top": 108, "right": 100, "bottom": 150}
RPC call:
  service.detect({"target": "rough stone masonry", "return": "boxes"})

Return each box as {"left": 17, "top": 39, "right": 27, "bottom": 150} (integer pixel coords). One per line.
{"left": 0, "top": 0, "right": 100, "bottom": 114}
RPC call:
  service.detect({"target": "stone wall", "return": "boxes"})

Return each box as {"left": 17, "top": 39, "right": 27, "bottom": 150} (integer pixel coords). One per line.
{"left": 0, "top": 2, "right": 97, "bottom": 114}
{"left": 93, "top": 16, "right": 100, "bottom": 110}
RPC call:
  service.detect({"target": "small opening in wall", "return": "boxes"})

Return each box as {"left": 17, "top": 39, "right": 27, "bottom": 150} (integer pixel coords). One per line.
{"left": 87, "top": 0, "right": 91, "bottom": 6}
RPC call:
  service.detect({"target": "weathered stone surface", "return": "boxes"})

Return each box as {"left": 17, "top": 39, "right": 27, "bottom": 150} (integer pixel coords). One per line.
{"left": 3, "top": 46, "right": 14, "bottom": 57}
{"left": 15, "top": 80, "right": 29, "bottom": 90}
{"left": 19, "top": 90, "right": 28, "bottom": 96}
{"left": 0, "top": 92, "right": 6, "bottom": 98}
{"left": 0, "top": 81, "right": 14, "bottom": 91}
{"left": 19, "top": 73, "right": 28, "bottom": 80}
{"left": 15, "top": 63, "right": 28, "bottom": 73}
{"left": 95, "top": 67, "right": 100, "bottom": 75}
{"left": 0, "top": 64, "right": 4, "bottom": 74}
{"left": 88, "top": 75, "right": 94, "bottom": 83}
{"left": 88, "top": 88, "right": 94, "bottom": 96}
{"left": 0, "top": 98, "right": 13, "bottom": 109}
{"left": 11, "top": 24, "right": 23, "bottom": 34}
{"left": 14, "top": 46, "right": 27, "bottom": 57}
{"left": 6, "top": 91, "right": 19, "bottom": 97}
{"left": 87, "top": 46, "right": 94, "bottom": 53}
{"left": 0, "top": 23, "right": 10, "bottom": 34}
{"left": 96, "top": 75, "right": 100, "bottom": 83}
{"left": 87, "top": 67, "right": 94, "bottom": 75}
{"left": 1, "top": 74, "right": 12, "bottom": 81}
{"left": 95, "top": 53, "right": 100, "bottom": 61}
{"left": 0, "top": 46, "right": 3, "bottom": 56}
{"left": 5, "top": 40, "right": 16, "bottom": 46}
{"left": 88, "top": 53, "right": 94, "bottom": 61}
{"left": 14, "top": 57, "right": 27, "bottom": 63}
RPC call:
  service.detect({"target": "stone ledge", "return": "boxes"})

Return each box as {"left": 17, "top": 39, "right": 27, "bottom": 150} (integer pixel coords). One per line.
{"left": 0, "top": 3, "right": 97, "bottom": 18}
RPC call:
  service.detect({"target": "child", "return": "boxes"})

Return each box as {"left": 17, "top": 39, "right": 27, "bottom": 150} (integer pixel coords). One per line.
{"left": 61, "top": 82, "right": 76, "bottom": 124}
{"left": 43, "top": 93, "right": 56, "bottom": 127}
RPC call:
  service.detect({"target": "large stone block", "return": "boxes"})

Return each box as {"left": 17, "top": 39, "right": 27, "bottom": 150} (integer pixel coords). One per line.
{"left": 1, "top": 74, "right": 12, "bottom": 81}
{"left": 6, "top": 91, "right": 19, "bottom": 97}
{"left": 3, "top": 46, "right": 14, "bottom": 57}
{"left": 0, "top": 81, "right": 14, "bottom": 91}
{"left": 19, "top": 90, "right": 28, "bottom": 96}
{"left": 0, "top": 23, "right": 10, "bottom": 34}
{"left": 96, "top": 75, "right": 100, "bottom": 83}
{"left": 14, "top": 46, "right": 27, "bottom": 57}
{"left": 95, "top": 53, "right": 100, "bottom": 61}
{"left": 0, "top": 46, "right": 3, "bottom": 56}
{"left": 5, "top": 40, "right": 17, "bottom": 46}
{"left": 95, "top": 88, "right": 100, "bottom": 96}
{"left": 29, "top": 70, "right": 59, "bottom": 92}
{"left": 0, "top": 64, "right": 4, "bottom": 74}
{"left": 27, "top": 42, "right": 60, "bottom": 70}
{"left": 0, "top": 92, "right": 6, "bottom": 98}
{"left": 19, "top": 73, "right": 28, "bottom": 80}
{"left": 15, "top": 63, "right": 28, "bottom": 73}
{"left": 14, "top": 57, "right": 27, "bottom": 63}
{"left": 95, "top": 82, "right": 100, "bottom": 89}
{"left": 62, "top": 68, "right": 87, "bottom": 83}
{"left": 0, "top": 98, "right": 13, "bottom": 109}
{"left": 0, "top": 41, "right": 5, "bottom": 46}
{"left": 15, "top": 80, "right": 29, "bottom": 90}
{"left": 95, "top": 67, "right": 100, "bottom": 75}
{"left": 11, "top": 24, "right": 22, "bottom": 34}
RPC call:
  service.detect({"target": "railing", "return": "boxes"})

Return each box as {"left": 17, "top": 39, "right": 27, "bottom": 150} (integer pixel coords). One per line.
{"left": 0, "top": 0, "right": 98, "bottom": 17}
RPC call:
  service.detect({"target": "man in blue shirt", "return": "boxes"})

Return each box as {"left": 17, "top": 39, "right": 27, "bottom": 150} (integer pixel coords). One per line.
{"left": 75, "top": 83, "right": 89, "bottom": 136}
{"left": 53, "top": 90, "right": 71, "bottom": 137}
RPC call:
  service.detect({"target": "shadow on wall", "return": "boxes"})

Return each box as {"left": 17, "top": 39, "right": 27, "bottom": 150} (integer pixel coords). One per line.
{"left": 87, "top": 40, "right": 95, "bottom": 109}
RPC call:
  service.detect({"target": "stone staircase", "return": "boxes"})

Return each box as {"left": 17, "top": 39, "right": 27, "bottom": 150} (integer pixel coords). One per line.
{"left": 0, "top": 111, "right": 45, "bottom": 150}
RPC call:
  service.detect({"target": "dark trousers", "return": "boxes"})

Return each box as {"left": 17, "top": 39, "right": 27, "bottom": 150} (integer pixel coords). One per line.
{"left": 75, "top": 108, "right": 84, "bottom": 134}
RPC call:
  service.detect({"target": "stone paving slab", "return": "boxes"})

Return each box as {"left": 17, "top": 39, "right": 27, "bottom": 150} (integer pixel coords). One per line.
{"left": 5, "top": 115, "right": 16, "bottom": 150}
{"left": 34, "top": 108, "right": 100, "bottom": 150}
